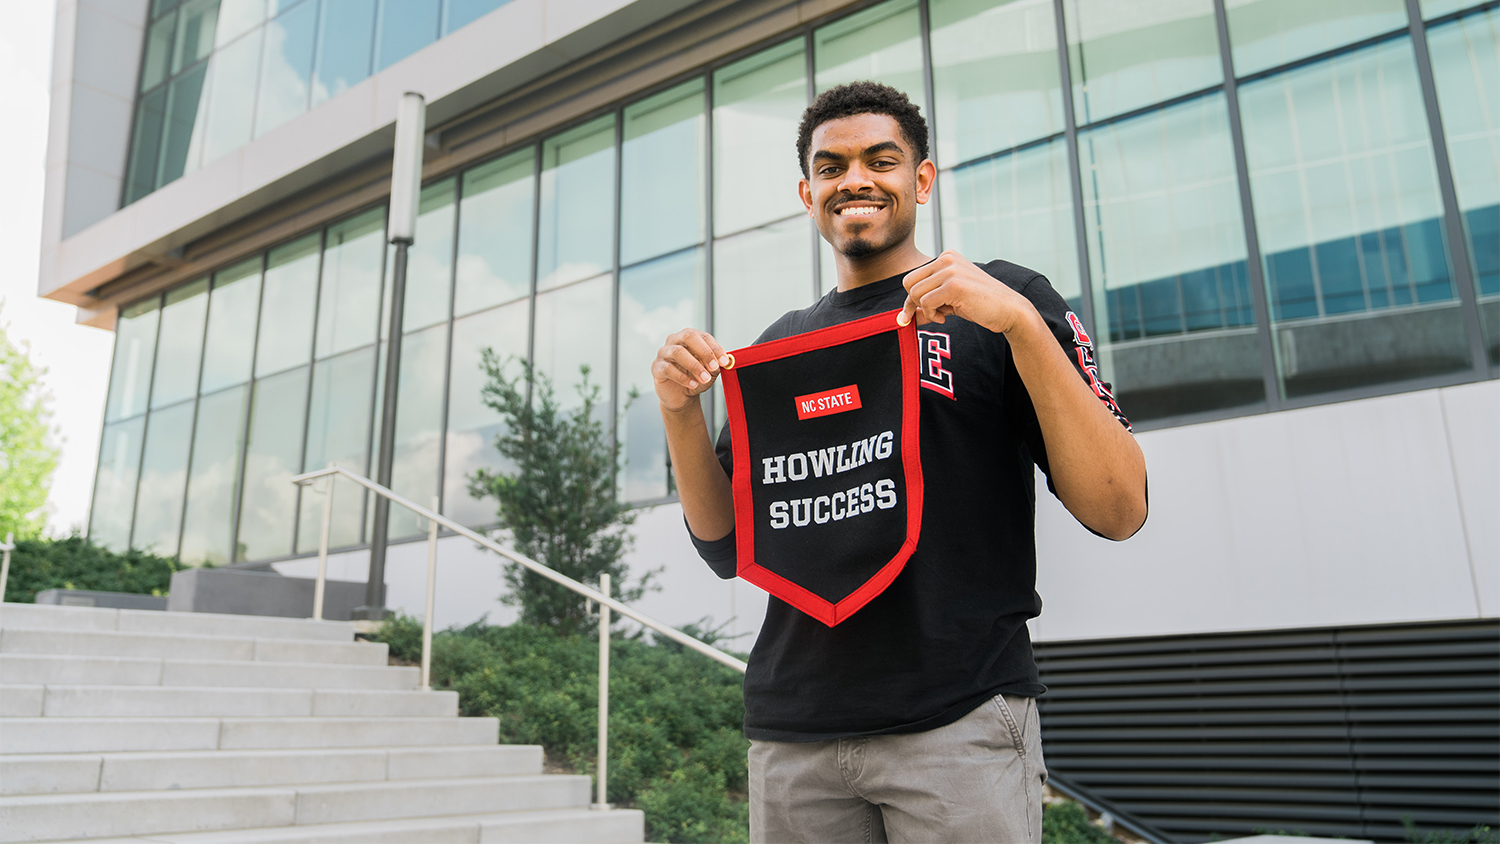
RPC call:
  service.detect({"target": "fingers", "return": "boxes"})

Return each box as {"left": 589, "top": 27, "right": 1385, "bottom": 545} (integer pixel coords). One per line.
{"left": 898, "top": 270, "right": 949, "bottom": 327}
{"left": 681, "top": 331, "right": 731, "bottom": 373}
{"left": 652, "top": 353, "right": 707, "bottom": 393}
{"left": 654, "top": 329, "right": 731, "bottom": 405}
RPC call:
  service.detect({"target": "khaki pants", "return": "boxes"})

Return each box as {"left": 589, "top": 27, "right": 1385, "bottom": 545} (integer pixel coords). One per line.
{"left": 748, "top": 694, "right": 1047, "bottom": 844}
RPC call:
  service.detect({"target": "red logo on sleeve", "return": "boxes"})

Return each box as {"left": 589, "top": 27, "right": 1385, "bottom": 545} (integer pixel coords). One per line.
{"left": 795, "top": 385, "right": 863, "bottom": 420}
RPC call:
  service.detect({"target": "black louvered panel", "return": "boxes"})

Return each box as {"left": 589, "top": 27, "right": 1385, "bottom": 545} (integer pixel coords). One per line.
{"left": 1034, "top": 619, "right": 1500, "bottom": 843}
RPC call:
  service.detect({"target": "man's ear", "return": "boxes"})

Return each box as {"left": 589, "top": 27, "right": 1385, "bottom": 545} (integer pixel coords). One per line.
{"left": 915, "top": 159, "right": 937, "bottom": 205}
{"left": 799, "top": 178, "right": 814, "bottom": 216}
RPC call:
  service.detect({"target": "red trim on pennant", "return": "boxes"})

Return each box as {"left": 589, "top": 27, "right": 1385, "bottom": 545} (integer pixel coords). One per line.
{"left": 721, "top": 309, "right": 923, "bottom": 627}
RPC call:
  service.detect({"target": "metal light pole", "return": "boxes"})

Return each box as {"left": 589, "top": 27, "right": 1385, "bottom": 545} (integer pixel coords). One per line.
{"left": 355, "top": 91, "right": 426, "bottom": 621}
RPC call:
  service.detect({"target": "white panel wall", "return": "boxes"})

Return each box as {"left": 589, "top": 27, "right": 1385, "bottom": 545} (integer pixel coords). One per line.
{"left": 1032, "top": 380, "right": 1498, "bottom": 642}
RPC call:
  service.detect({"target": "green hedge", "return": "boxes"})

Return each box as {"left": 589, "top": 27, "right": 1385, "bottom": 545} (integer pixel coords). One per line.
{"left": 2, "top": 535, "right": 179, "bottom": 603}
{"left": 371, "top": 616, "right": 750, "bottom": 843}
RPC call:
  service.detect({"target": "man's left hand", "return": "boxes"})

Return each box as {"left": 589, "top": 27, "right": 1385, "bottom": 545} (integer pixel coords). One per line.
{"left": 897, "top": 251, "right": 1037, "bottom": 335}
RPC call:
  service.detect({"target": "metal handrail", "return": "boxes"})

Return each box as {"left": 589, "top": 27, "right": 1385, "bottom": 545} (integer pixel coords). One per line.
{"left": 290, "top": 465, "right": 748, "bottom": 810}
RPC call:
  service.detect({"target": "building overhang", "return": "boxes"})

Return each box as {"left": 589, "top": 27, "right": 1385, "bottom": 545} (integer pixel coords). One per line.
{"left": 41, "top": 0, "right": 852, "bottom": 330}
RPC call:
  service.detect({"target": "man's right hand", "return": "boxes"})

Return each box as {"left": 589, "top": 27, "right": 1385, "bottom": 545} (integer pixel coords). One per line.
{"left": 652, "top": 328, "right": 733, "bottom": 413}
{"left": 653, "top": 328, "right": 736, "bottom": 541}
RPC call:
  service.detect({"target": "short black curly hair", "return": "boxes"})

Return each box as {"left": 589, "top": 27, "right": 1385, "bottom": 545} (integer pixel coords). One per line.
{"left": 796, "top": 81, "right": 930, "bottom": 179}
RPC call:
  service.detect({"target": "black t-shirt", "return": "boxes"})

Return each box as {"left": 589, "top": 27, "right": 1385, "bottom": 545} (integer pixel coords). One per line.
{"left": 691, "top": 259, "right": 1132, "bottom": 742}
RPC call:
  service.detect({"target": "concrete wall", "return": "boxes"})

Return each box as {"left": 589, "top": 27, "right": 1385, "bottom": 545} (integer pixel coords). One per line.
{"left": 41, "top": 0, "right": 148, "bottom": 250}
{"left": 278, "top": 380, "right": 1496, "bottom": 649}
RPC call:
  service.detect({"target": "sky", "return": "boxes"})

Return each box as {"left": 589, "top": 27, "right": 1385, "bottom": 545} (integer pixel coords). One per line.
{"left": 0, "top": 0, "right": 115, "bottom": 537}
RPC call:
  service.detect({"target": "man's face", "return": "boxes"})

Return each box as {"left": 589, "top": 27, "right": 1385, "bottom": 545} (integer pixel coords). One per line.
{"left": 799, "top": 113, "right": 935, "bottom": 260}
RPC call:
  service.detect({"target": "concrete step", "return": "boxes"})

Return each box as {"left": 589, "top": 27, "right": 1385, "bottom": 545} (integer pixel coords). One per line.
{"left": 1, "top": 686, "right": 42, "bottom": 716}
{"left": 1, "top": 655, "right": 165, "bottom": 686}
{"left": 0, "top": 629, "right": 385, "bottom": 666}
{"left": 0, "top": 716, "right": 499, "bottom": 754}
{"left": 92, "top": 807, "right": 646, "bottom": 843}
{"left": 0, "top": 776, "right": 592, "bottom": 843}
{"left": 160, "top": 660, "right": 417, "bottom": 690}
{"left": 0, "top": 685, "right": 456, "bottom": 718}
{"left": 2, "top": 745, "right": 542, "bottom": 796}
{"left": 0, "top": 655, "right": 410, "bottom": 690}
{"left": 0, "top": 604, "right": 355, "bottom": 642}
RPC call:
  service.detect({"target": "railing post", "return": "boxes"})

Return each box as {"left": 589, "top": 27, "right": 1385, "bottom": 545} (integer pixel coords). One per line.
{"left": 312, "top": 463, "right": 334, "bottom": 621}
{"left": 593, "top": 572, "right": 611, "bottom": 810}
{"left": 421, "top": 495, "right": 439, "bottom": 692}
{"left": 0, "top": 532, "right": 14, "bottom": 604}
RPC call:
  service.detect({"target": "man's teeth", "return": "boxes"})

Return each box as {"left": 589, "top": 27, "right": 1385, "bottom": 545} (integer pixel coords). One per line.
{"left": 840, "top": 206, "right": 879, "bottom": 216}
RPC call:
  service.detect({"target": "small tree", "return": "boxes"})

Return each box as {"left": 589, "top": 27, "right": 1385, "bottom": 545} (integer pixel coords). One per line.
{"left": 0, "top": 304, "right": 60, "bottom": 540}
{"left": 468, "top": 352, "right": 653, "bottom": 635}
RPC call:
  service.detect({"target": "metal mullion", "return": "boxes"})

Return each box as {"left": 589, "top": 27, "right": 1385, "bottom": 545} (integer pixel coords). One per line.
{"left": 702, "top": 73, "right": 716, "bottom": 442}
{"left": 1235, "top": 27, "right": 1410, "bottom": 87}
{"left": 436, "top": 176, "right": 463, "bottom": 519}
{"left": 173, "top": 279, "right": 215, "bottom": 561}
{"left": 917, "top": 0, "right": 943, "bottom": 254}
{"left": 1405, "top": 0, "right": 1489, "bottom": 376}
{"left": 947, "top": 131, "right": 1067, "bottom": 178}
{"left": 370, "top": 0, "right": 386, "bottom": 77}
{"left": 1052, "top": 0, "right": 1099, "bottom": 340}
{"left": 805, "top": 29, "right": 821, "bottom": 300}
{"left": 229, "top": 253, "right": 268, "bottom": 563}
{"left": 290, "top": 230, "right": 328, "bottom": 553}
{"left": 303, "top": 0, "right": 324, "bottom": 117}
{"left": 1213, "top": 0, "right": 1282, "bottom": 410}
{"left": 1074, "top": 84, "right": 1226, "bottom": 133}
{"left": 125, "top": 296, "right": 166, "bottom": 552}
{"left": 525, "top": 142, "right": 542, "bottom": 410}
{"left": 609, "top": 110, "right": 624, "bottom": 482}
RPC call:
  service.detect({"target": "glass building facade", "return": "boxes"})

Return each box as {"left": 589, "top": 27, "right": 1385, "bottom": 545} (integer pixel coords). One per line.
{"left": 95, "top": 0, "right": 1499, "bottom": 563}
{"left": 123, "top": 0, "right": 514, "bottom": 205}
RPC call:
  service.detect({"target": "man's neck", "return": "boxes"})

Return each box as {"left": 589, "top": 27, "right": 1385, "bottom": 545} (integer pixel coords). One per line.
{"left": 834, "top": 242, "right": 932, "bottom": 292}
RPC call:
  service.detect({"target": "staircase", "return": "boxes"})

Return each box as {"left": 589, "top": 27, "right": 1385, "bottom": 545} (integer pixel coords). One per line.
{"left": 0, "top": 602, "right": 645, "bottom": 843}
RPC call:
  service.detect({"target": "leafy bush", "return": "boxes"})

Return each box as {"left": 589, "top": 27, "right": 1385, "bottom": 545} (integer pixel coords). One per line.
{"left": 467, "top": 357, "right": 654, "bottom": 635}
{"left": 2, "top": 534, "right": 180, "bottom": 603}
{"left": 1403, "top": 816, "right": 1499, "bottom": 844}
{"left": 371, "top": 615, "right": 748, "bottom": 843}
{"left": 1042, "top": 799, "right": 1121, "bottom": 844}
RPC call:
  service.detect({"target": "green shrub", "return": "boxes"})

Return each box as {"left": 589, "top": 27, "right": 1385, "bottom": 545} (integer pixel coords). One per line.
{"left": 1403, "top": 816, "right": 1499, "bottom": 844}
{"left": 1042, "top": 799, "right": 1120, "bottom": 844}
{"left": 372, "top": 615, "right": 748, "bottom": 843}
{"left": 638, "top": 764, "right": 749, "bottom": 844}
{"left": 2, "top": 534, "right": 180, "bottom": 603}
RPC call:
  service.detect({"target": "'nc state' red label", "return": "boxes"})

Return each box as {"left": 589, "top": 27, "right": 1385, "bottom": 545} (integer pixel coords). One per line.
{"left": 795, "top": 384, "right": 862, "bottom": 420}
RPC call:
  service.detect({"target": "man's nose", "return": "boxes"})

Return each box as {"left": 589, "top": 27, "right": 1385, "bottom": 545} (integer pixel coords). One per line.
{"left": 837, "top": 161, "right": 876, "bottom": 193}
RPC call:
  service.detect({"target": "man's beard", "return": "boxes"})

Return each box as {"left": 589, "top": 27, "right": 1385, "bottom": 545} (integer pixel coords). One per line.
{"left": 835, "top": 214, "right": 913, "bottom": 259}
{"left": 841, "top": 236, "right": 878, "bottom": 259}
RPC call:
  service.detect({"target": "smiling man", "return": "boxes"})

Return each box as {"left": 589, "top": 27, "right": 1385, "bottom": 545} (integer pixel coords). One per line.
{"left": 652, "top": 81, "right": 1148, "bottom": 843}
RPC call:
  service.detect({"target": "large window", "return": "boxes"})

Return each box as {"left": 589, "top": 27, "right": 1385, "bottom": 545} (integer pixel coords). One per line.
{"left": 1081, "top": 94, "right": 1261, "bottom": 419}
{"left": 98, "top": 0, "right": 1496, "bottom": 563}
{"left": 1240, "top": 36, "right": 1474, "bottom": 398}
{"left": 124, "top": 0, "right": 514, "bottom": 205}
